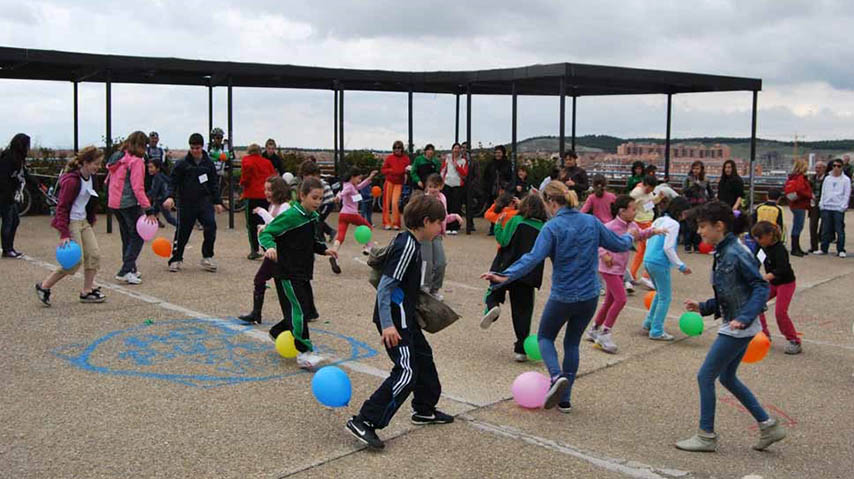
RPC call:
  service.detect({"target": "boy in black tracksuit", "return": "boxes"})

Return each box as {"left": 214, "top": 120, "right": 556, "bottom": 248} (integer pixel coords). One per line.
{"left": 347, "top": 194, "right": 451, "bottom": 450}
{"left": 163, "top": 133, "right": 223, "bottom": 271}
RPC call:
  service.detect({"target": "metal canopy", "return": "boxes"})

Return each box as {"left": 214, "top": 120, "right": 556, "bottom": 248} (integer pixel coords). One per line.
{"left": 0, "top": 47, "right": 761, "bottom": 96}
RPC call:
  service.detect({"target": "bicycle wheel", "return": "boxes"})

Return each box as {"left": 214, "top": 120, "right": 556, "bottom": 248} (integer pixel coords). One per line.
{"left": 16, "top": 188, "right": 32, "bottom": 216}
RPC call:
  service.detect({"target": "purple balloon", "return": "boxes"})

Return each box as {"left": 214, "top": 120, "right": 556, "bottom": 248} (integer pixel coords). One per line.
{"left": 136, "top": 215, "right": 158, "bottom": 241}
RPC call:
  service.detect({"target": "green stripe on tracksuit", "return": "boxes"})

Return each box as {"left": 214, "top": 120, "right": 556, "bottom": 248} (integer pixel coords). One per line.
{"left": 281, "top": 279, "right": 313, "bottom": 351}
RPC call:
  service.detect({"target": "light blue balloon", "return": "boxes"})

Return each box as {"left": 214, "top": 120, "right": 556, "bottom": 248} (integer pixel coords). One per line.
{"left": 56, "top": 240, "right": 82, "bottom": 270}
{"left": 311, "top": 366, "right": 351, "bottom": 407}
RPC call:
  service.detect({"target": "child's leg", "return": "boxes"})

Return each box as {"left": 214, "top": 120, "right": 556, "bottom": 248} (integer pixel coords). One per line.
{"left": 197, "top": 202, "right": 217, "bottom": 259}
{"left": 410, "top": 327, "right": 442, "bottom": 415}
{"left": 593, "top": 282, "right": 614, "bottom": 328}
{"left": 758, "top": 285, "right": 777, "bottom": 338}
{"left": 773, "top": 281, "right": 799, "bottom": 343}
{"left": 484, "top": 284, "right": 507, "bottom": 311}
{"left": 357, "top": 326, "right": 414, "bottom": 429}
{"left": 509, "top": 284, "right": 535, "bottom": 354}
{"left": 79, "top": 222, "right": 100, "bottom": 292}
{"left": 630, "top": 235, "right": 648, "bottom": 280}
{"left": 601, "top": 273, "right": 628, "bottom": 330}
{"left": 559, "top": 297, "right": 599, "bottom": 403}
{"left": 647, "top": 264, "right": 672, "bottom": 337}
{"left": 718, "top": 335, "right": 770, "bottom": 424}
{"left": 169, "top": 204, "right": 197, "bottom": 264}
{"left": 335, "top": 214, "right": 352, "bottom": 246}
{"left": 269, "top": 279, "right": 314, "bottom": 352}
{"left": 420, "top": 239, "right": 434, "bottom": 289}
{"left": 253, "top": 258, "right": 276, "bottom": 296}
{"left": 430, "top": 237, "right": 446, "bottom": 292}
{"left": 697, "top": 333, "right": 755, "bottom": 433}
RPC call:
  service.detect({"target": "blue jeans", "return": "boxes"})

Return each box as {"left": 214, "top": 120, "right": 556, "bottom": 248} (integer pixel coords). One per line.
{"left": 537, "top": 297, "right": 598, "bottom": 404}
{"left": 114, "top": 206, "right": 144, "bottom": 276}
{"left": 820, "top": 209, "right": 846, "bottom": 253}
{"left": 642, "top": 262, "right": 672, "bottom": 337}
{"left": 698, "top": 333, "right": 769, "bottom": 432}
{"left": 791, "top": 208, "right": 806, "bottom": 236}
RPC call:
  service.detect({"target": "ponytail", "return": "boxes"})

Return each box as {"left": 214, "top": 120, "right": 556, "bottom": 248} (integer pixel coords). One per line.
{"left": 64, "top": 146, "right": 104, "bottom": 174}
{"left": 542, "top": 180, "right": 578, "bottom": 208}
{"left": 692, "top": 200, "right": 752, "bottom": 235}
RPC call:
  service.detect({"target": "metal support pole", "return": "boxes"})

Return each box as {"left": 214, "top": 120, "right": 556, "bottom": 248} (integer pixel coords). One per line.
{"left": 73, "top": 81, "right": 79, "bottom": 153}
{"left": 665, "top": 93, "right": 672, "bottom": 181}
{"left": 105, "top": 71, "right": 112, "bottom": 234}
{"left": 571, "top": 95, "right": 576, "bottom": 152}
{"left": 748, "top": 90, "right": 758, "bottom": 211}
{"left": 333, "top": 87, "right": 339, "bottom": 176}
{"left": 339, "top": 88, "right": 345, "bottom": 172}
{"left": 455, "top": 93, "right": 460, "bottom": 143}
{"left": 559, "top": 77, "right": 566, "bottom": 166}
{"left": 408, "top": 88, "right": 414, "bottom": 156}
{"left": 208, "top": 80, "right": 213, "bottom": 140}
{"left": 227, "top": 77, "right": 234, "bottom": 229}
{"left": 465, "top": 84, "right": 473, "bottom": 234}
{"left": 511, "top": 82, "right": 518, "bottom": 174}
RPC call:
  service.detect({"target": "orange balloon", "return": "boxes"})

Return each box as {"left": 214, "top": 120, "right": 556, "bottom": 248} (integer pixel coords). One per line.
{"left": 219, "top": 152, "right": 227, "bottom": 161}
{"left": 152, "top": 237, "right": 171, "bottom": 258}
{"left": 371, "top": 186, "right": 382, "bottom": 198}
{"left": 644, "top": 291, "right": 656, "bottom": 310}
{"left": 698, "top": 242, "right": 714, "bottom": 254}
{"left": 742, "top": 331, "right": 771, "bottom": 363}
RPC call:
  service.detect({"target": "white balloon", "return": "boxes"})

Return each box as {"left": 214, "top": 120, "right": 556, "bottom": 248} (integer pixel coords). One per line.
{"left": 283, "top": 172, "right": 295, "bottom": 184}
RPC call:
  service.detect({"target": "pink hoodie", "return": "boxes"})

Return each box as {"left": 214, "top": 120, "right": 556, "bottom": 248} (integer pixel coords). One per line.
{"left": 598, "top": 216, "right": 656, "bottom": 275}
{"left": 107, "top": 152, "right": 151, "bottom": 210}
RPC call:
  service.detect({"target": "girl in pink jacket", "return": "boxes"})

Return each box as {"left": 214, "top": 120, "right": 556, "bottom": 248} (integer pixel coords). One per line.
{"left": 587, "top": 195, "right": 660, "bottom": 353}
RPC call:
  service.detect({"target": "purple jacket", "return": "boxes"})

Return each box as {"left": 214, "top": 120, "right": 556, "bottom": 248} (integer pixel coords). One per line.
{"left": 598, "top": 216, "right": 655, "bottom": 275}
{"left": 51, "top": 170, "right": 97, "bottom": 239}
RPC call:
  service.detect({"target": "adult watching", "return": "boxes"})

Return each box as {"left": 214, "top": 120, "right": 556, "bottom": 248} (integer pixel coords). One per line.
{"left": 441, "top": 142, "right": 468, "bottom": 235}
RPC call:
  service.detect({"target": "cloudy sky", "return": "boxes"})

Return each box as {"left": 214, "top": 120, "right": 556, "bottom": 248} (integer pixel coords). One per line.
{"left": 1, "top": 0, "right": 852, "bottom": 151}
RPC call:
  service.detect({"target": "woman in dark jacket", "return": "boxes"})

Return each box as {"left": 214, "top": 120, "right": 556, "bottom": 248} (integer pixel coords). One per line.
{"left": 716, "top": 160, "right": 745, "bottom": 211}
{"left": 0, "top": 133, "right": 30, "bottom": 258}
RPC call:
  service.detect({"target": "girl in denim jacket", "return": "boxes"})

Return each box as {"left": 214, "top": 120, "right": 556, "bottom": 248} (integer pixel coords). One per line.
{"left": 677, "top": 201, "right": 786, "bottom": 453}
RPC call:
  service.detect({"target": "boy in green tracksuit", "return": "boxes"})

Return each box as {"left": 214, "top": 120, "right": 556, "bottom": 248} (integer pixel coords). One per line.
{"left": 259, "top": 177, "right": 339, "bottom": 370}
{"left": 410, "top": 144, "right": 441, "bottom": 190}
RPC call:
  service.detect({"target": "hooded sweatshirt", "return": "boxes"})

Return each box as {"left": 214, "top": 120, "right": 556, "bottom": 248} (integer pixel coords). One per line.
{"left": 381, "top": 153, "right": 410, "bottom": 185}
{"left": 0, "top": 133, "right": 30, "bottom": 205}
{"left": 107, "top": 151, "right": 151, "bottom": 211}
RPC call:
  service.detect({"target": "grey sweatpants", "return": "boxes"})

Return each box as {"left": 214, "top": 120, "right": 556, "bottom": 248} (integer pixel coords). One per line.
{"left": 420, "top": 236, "right": 446, "bottom": 293}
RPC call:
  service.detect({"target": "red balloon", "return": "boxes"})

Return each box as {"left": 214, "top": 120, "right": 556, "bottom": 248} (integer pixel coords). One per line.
{"left": 371, "top": 186, "right": 382, "bottom": 198}
{"left": 698, "top": 242, "right": 714, "bottom": 254}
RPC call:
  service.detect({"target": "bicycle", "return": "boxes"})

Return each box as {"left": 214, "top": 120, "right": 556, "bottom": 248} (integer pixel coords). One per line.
{"left": 16, "top": 173, "right": 59, "bottom": 216}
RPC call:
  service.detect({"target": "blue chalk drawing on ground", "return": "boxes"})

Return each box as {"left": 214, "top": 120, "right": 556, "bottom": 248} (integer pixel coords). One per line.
{"left": 52, "top": 318, "right": 377, "bottom": 388}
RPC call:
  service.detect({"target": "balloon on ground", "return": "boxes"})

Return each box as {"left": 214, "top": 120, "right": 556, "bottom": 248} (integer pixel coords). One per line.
{"left": 275, "top": 331, "right": 299, "bottom": 358}
{"left": 311, "top": 366, "right": 352, "bottom": 407}
{"left": 511, "top": 371, "right": 550, "bottom": 409}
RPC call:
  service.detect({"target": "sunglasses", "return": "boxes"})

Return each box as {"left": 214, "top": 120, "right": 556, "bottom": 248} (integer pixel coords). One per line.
{"left": 833, "top": 164, "right": 843, "bottom": 168}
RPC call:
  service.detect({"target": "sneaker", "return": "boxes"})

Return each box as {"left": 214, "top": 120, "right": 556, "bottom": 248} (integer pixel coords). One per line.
{"left": 362, "top": 246, "right": 371, "bottom": 256}
{"left": 649, "top": 332, "right": 675, "bottom": 341}
{"left": 480, "top": 305, "right": 501, "bottom": 329}
{"left": 675, "top": 430, "right": 718, "bottom": 452}
{"left": 513, "top": 353, "right": 528, "bottom": 362}
{"left": 79, "top": 287, "right": 106, "bottom": 304}
{"left": 599, "top": 287, "right": 605, "bottom": 296}
{"left": 429, "top": 290, "right": 444, "bottom": 301}
{"left": 411, "top": 409, "right": 455, "bottom": 425}
{"left": 296, "top": 352, "right": 325, "bottom": 370}
{"left": 383, "top": 225, "right": 391, "bottom": 230}
{"left": 584, "top": 326, "right": 600, "bottom": 343}
{"left": 544, "top": 376, "right": 569, "bottom": 410}
{"left": 640, "top": 277, "right": 656, "bottom": 290}
{"left": 557, "top": 401, "right": 572, "bottom": 414}
{"left": 448, "top": 230, "right": 458, "bottom": 236}
{"left": 839, "top": 251, "right": 847, "bottom": 258}
{"left": 753, "top": 417, "right": 786, "bottom": 451}
{"left": 200, "top": 257, "right": 218, "bottom": 272}
{"left": 116, "top": 272, "right": 142, "bottom": 285}
{"left": 624, "top": 281, "right": 635, "bottom": 295}
{"left": 813, "top": 250, "right": 826, "bottom": 255}
{"left": 329, "top": 256, "right": 341, "bottom": 274}
{"left": 784, "top": 341, "right": 802, "bottom": 355}
{"left": 35, "top": 283, "right": 51, "bottom": 307}
{"left": 346, "top": 417, "right": 384, "bottom": 449}
{"left": 247, "top": 251, "right": 263, "bottom": 260}
{"left": 168, "top": 261, "right": 182, "bottom": 273}
{"left": 393, "top": 226, "right": 400, "bottom": 230}
{"left": 2, "top": 249, "right": 23, "bottom": 258}
{"left": 594, "top": 332, "right": 618, "bottom": 354}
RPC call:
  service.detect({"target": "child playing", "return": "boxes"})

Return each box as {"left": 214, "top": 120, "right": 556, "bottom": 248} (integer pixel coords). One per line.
{"left": 35, "top": 146, "right": 106, "bottom": 306}
{"left": 580, "top": 174, "right": 616, "bottom": 223}
{"left": 751, "top": 221, "right": 802, "bottom": 355}
{"left": 146, "top": 159, "right": 177, "bottom": 227}
{"left": 258, "top": 177, "right": 337, "bottom": 369}
{"left": 480, "top": 193, "right": 548, "bottom": 362}
{"left": 586, "top": 195, "right": 660, "bottom": 353}
{"left": 630, "top": 175, "right": 666, "bottom": 289}
{"left": 752, "top": 189, "right": 785, "bottom": 240}
{"left": 678, "top": 201, "right": 785, "bottom": 453}
{"left": 347, "top": 194, "right": 451, "bottom": 450}
{"left": 330, "top": 167, "right": 378, "bottom": 273}
{"left": 421, "top": 174, "right": 461, "bottom": 300}
{"left": 237, "top": 176, "right": 291, "bottom": 324}
{"left": 513, "top": 165, "right": 532, "bottom": 198}
{"left": 298, "top": 159, "right": 337, "bottom": 243}
{"left": 484, "top": 189, "right": 518, "bottom": 228}
{"left": 642, "top": 196, "right": 692, "bottom": 340}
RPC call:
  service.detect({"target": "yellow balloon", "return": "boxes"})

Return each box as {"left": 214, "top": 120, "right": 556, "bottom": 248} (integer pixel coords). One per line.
{"left": 275, "top": 331, "right": 299, "bottom": 358}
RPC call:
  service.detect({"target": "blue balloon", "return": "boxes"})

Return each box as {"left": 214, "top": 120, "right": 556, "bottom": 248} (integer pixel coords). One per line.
{"left": 311, "top": 366, "right": 351, "bottom": 407}
{"left": 56, "top": 240, "right": 82, "bottom": 270}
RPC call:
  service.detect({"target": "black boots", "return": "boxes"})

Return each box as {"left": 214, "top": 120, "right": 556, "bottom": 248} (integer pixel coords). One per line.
{"left": 790, "top": 235, "right": 805, "bottom": 257}
{"left": 238, "top": 293, "right": 264, "bottom": 324}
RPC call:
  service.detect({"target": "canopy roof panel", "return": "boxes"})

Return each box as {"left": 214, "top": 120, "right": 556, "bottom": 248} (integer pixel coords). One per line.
{"left": 0, "top": 47, "right": 761, "bottom": 96}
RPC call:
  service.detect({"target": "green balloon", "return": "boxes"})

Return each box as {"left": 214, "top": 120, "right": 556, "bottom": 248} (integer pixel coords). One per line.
{"left": 354, "top": 225, "right": 372, "bottom": 244}
{"left": 679, "top": 312, "right": 704, "bottom": 336}
{"left": 523, "top": 335, "right": 541, "bottom": 361}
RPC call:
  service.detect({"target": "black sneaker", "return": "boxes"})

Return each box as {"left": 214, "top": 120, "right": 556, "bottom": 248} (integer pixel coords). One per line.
{"left": 79, "top": 287, "right": 106, "bottom": 303}
{"left": 411, "top": 410, "right": 455, "bottom": 425}
{"left": 346, "top": 417, "right": 384, "bottom": 449}
{"left": 557, "top": 401, "right": 572, "bottom": 414}
{"left": 2, "top": 249, "right": 23, "bottom": 258}
{"left": 35, "top": 283, "right": 51, "bottom": 307}
{"left": 329, "top": 256, "right": 341, "bottom": 274}
{"left": 247, "top": 251, "right": 263, "bottom": 260}
{"left": 544, "top": 376, "right": 569, "bottom": 410}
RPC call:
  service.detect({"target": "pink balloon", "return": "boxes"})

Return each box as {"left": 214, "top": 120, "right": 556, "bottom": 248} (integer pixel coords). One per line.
{"left": 136, "top": 215, "right": 158, "bottom": 242}
{"left": 511, "top": 371, "right": 550, "bottom": 409}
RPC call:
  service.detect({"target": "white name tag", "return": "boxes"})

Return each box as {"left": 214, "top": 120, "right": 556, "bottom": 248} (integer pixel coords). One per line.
{"left": 198, "top": 174, "right": 208, "bottom": 184}
{"left": 351, "top": 193, "right": 363, "bottom": 203}
{"left": 757, "top": 250, "right": 767, "bottom": 263}
{"left": 643, "top": 201, "right": 655, "bottom": 211}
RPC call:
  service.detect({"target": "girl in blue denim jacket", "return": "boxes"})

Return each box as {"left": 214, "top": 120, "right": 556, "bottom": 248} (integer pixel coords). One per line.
{"left": 677, "top": 201, "right": 786, "bottom": 453}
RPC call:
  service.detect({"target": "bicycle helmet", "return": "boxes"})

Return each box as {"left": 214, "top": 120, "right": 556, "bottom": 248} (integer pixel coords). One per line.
{"left": 210, "top": 127, "right": 224, "bottom": 138}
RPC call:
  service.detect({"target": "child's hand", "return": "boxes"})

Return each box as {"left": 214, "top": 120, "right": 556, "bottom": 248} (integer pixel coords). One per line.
{"left": 730, "top": 320, "right": 746, "bottom": 330}
{"left": 264, "top": 249, "right": 277, "bottom": 262}
{"left": 480, "top": 272, "right": 508, "bottom": 283}
{"left": 252, "top": 207, "right": 261, "bottom": 214}
{"left": 59, "top": 237, "right": 71, "bottom": 247}
{"left": 214, "top": 204, "right": 225, "bottom": 214}
{"left": 681, "top": 267, "right": 692, "bottom": 275}
{"left": 369, "top": 170, "right": 378, "bottom": 178}
{"left": 325, "top": 249, "right": 339, "bottom": 259}
{"left": 653, "top": 227, "right": 667, "bottom": 235}
{"left": 381, "top": 326, "right": 402, "bottom": 348}
{"left": 418, "top": 181, "right": 424, "bottom": 189}
{"left": 684, "top": 300, "right": 700, "bottom": 312}
{"left": 162, "top": 198, "right": 174, "bottom": 211}
{"left": 764, "top": 273, "right": 774, "bottom": 281}
{"left": 602, "top": 254, "right": 613, "bottom": 267}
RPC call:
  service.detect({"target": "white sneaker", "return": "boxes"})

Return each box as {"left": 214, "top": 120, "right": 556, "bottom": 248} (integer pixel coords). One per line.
{"left": 115, "top": 272, "right": 142, "bottom": 285}
{"left": 169, "top": 261, "right": 182, "bottom": 272}
{"left": 200, "top": 257, "right": 218, "bottom": 272}
{"left": 640, "top": 277, "right": 656, "bottom": 290}
{"left": 480, "top": 305, "right": 501, "bottom": 329}
{"left": 430, "top": 291, "right": 444, "bottom": 301}
{"left": 594, "top": 332, "right": 618, "bottom": 354}
{"left": 813, "top": 250, "right": 826, "bottom": 255}
{"left": 513, "top": 353, "right": 527, "bottom": 362}
{"left": 585, "top": 327, "right": 600, "bottom": 343}
{"left": 839, "top": 251, "right": 847, "bottom": 258}
{"left": 296, "top": 352, "right": 325, "bottom": 370}
{"left": 624, "top": 281, "right": 635, "bottom": 295}
{"left": 448, "top": 230, "right": 458, "bottom": 236}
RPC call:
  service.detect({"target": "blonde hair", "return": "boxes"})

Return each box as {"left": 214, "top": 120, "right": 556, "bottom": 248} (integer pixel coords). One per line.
{"left": 64, "top": 146, "right": 104, "bottom": 173}
{"left": 247, "top": 143, "right": 262, "bottom": 155}
{"left": 791, "top": 159, "right": 808, "bottom": 175}
{"left": 542, "top": 180, "right": 579, "bottom": 208}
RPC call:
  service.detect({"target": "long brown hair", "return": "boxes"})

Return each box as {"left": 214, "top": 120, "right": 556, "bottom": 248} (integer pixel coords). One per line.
{"left": 266, "top": 175, "right": 290, "bottom": 205}
{"left": 64, "top": 146, "right": 104, "bottom": 173}
{"left": 121, "top": 131, "right": 147, "bottom": 157}
{"left": 517, "top": 192, "right": 548, "bottom": 221}
{"left": 689, "top": 160, "right": 706, "bottom": 181}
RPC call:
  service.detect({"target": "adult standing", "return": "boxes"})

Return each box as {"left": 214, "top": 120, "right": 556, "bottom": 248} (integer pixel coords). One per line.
{"left": 816, "top": 158, "right": 851, "bottom": 257}
{"left": 411, "top": 144, "right": 441, "bottom": 191}
{"left": 717, "top": 160, "right": 745, "bottom": 212}
{"left": 240, "top": 143, "right": 276, "bottom": 260}
{"left": 462, "top": 141, "right": 479, "bottom": 234}
{"left": 0, "top": 133, "right": 30, "bottom": 258}
{"left": 562, "top": 150, "right": 589, "bottom": 200}
{"left": 146, "top": 131, "right": 169, "bottom": 172}
{"left": 262, "top": 138, "right": 286, "bottom": 175}
{"left": 482, "top": 145, "right": 513, "bottom": 234}
{"left": 807, "top": 161, "right": 827, "bottom": 253}
{"left": 381, "top": 140, "right": 410, "bottom": 230}
{"left": 783, "top": 159, "right": 812, "bottom": 257}
{"left": 441, "top": 142, "right": 468, "bottom": 235}
{"left": 842, "top": 154, "right": 853, "bottom": 179}
{"left": 682, "top": 160, "right": 714, "bottom": 253}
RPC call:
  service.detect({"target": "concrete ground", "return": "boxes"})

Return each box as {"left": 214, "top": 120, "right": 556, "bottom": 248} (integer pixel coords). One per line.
{"left": 1, "top": 209, "right": 852, "bottom": 479}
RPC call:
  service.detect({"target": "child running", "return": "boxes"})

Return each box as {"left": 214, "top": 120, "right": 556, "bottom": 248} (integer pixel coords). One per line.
{"left": 258, "top": 177, "right": 337, "bottom": 369}
{"left": 237, "top": 176, "right": 291, "bottom": 324}
{"left": 481, "top": 181, "right": 636, "bottom": 412}
{"left": 678, "top": 201, "right": 785, "bottom": 453}
{"left": 421, "top": 174, "right": 461, "bottom": 300}
{"left": 642, "top": 196, "right": 693, "bottom": 340}
{"left": 629, "top": 175, "right": 665, "bottom": 290}
{"left": 580, "top": 174, "right": 616, "bottom": 223}
{"left": 586, "top": 195, "right": 661, "bottom": 353}
{"left": 751, "top": 221, "right": 802, "bottom": 355}
{"left": 480, "top": 193, "right": 548, "bottom": 361}
{"left": 347, "top": 194, "right": 451, "bottom": 450}
{"left": 330, "top": 167, "right": 378, "bottom": 273}
{"left": 35, "top": 147, "right": 106, "bottom": 306}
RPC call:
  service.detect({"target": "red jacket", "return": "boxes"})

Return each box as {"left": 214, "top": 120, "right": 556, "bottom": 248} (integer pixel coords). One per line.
{"left": 381, "top": 153, "right": 410, "bottom": 185}
{"left": 441, "top": 156, "right": 469, "bottom": 187}
{"left": 240, "top": 153, "right": 277, "bottom": 199}
{"left": 784, "top": 173, "right": 812, "bottom": 210}
{"left": 52, "top": 170, "right": 97, "bottom": 239}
